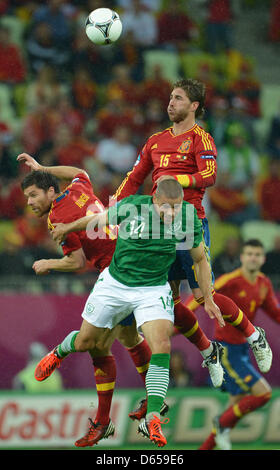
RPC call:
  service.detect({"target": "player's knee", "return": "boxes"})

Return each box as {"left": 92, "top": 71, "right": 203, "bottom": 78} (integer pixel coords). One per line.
{"left": 169, "top": 280, "right": 180, "bottom": 299}
{"left": 75, "top": 334, "right": 96, "bottom": 352}
{"left": 117, "top": 326, "right": 141, "bottom": 348}
{"left": 150, "top": 336, "right": 171, "bottom": 354}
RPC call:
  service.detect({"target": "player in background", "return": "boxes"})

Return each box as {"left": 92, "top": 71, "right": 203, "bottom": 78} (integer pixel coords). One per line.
{"left": 185, "top": 239, "right": 280, "bottom": 450}
{"left": 110, "top": 79, "right": 273, "bottom": 409}
{"left": 18, "top": 152, "right": 224, "bottom": 446}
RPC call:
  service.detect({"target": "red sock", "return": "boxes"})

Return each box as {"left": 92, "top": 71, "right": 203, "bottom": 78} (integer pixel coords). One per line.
{"left": 92, "top": 355, "right": 116, "bottom": 425}
{"left": 219, "top": 393, "right": 271, "bottom": 429}
{"left": 196, "top": 291, "right": 256, "bottom": 337}
{"left": 199, "top": 432, "right": 216, "bottom": 450}
{"left": 174, "top": 297, "right": 211, "bottom": 351}
{"left": 126, "top": 338, "right": 151, "bottom": 383}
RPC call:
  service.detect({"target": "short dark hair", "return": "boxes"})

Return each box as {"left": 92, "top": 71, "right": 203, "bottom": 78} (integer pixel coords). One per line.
{"left": 172, "top": 78, "right": 206, "bottom": 118}
{"left": 156, "top": 178, "right": 183, "bottom": 199}
{"left": 21, "top": 171, "right": 60, "bottom": 193}
{"left": 242, "top": 239, "right": 264, "bottom": 251}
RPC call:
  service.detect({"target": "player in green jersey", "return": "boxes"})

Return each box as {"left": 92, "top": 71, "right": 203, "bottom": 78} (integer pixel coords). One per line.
{"left": 51, "top": 178, "right": 224, "bottom": 447}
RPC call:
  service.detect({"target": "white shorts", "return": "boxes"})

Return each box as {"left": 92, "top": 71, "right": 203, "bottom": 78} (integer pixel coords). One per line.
{"left": 81, "top": 267, "right": 174, "bottom": 329}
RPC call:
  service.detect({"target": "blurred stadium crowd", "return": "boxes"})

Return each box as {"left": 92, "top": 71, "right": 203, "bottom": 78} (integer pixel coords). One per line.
{"left": 0, "top": 0, "right": 280, "bottom": 292}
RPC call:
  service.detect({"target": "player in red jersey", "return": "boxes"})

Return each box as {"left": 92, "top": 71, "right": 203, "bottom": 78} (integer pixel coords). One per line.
{"left": 18, "top": 153, "right": 155, "bottom": 445}
{"left": 18, "top": 152, "right": 224, "bottom": 446}
{"left": 186, "top": 239, "right": 280, "bottom": 450}
{"left": 110, "top": 78, "right": 272, "bottom": 401}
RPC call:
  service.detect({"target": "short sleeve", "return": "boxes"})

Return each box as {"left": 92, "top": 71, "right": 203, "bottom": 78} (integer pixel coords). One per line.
{"left": 192, "top": 209, "right": 203, "bottom": 248}
{"left": 107, "top": 195, "right": 137, "bottom": 226}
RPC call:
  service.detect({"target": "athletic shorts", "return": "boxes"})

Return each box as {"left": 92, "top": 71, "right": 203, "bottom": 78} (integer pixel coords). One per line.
{"left": 82, "top": 267, "right": 174, "bottom": 330}
{"left": 168, "top": 217, "right": 215, "bottom": 288}
{"left": 220, "top": 342, "right": 261, "bottom": 395}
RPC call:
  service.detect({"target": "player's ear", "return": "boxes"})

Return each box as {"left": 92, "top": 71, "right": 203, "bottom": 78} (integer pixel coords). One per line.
{"left": 47, "top": 186, "right": 56, "bottom": 198}
{"left": 191, "top": 101, "right": 199, "bottom": 113}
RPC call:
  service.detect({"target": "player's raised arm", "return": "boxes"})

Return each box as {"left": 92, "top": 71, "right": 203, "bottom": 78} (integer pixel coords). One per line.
{"left": 17, "top": 152, "right": 89, "bottom": 181}
{"left": 190, "top": 242, "right": 225, "bottom": 327}
{"left": 52, "top": 210, "right": 109, "bottom": 244}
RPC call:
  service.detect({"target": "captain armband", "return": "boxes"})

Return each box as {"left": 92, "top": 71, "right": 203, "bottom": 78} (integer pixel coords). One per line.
{"left": 174, "top": 174, "right": 194, "bottom": 188}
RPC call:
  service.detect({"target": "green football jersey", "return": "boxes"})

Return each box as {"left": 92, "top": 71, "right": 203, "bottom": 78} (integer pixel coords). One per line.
{"left": 107, "top": 195, "right": 202, "bottom": 286}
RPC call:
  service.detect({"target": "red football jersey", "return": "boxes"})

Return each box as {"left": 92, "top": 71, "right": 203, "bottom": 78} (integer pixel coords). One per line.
{"left": 113, "top": 124, "right": 217, "bottom": 219}
{"left": 187, "top": 268, "right": 280, "bottom": 344}
{"left": 48, "top": 173, "right": 116, "bottom": 272}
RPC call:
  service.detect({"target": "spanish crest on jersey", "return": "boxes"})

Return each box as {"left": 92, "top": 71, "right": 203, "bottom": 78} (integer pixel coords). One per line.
{"left": 177, "top": 137, "right": 192, "bottom": 154}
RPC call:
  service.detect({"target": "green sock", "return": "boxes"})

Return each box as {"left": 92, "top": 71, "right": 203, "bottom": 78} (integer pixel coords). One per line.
{"left": 145, "top": 353, "right": 170, "bottom": 417}
{"left": 57, "top": 330, "right": 79, "bottom": 358}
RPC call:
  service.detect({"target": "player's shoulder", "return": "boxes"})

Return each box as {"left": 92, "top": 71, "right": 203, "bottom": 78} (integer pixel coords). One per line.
{"left": 193, "top": 124, "right": 216, "bottom": 152}
{"left": 146, "top": 127, "right": 172, "bottom": 144}
{"left": 258, "top": 271, "right": 272, "bottom": 285}
{"left": 215, "top": 268, "right": 243, "bottom": 289}
{"left": 193, "top": 124, "right": 213, "bottom": 139}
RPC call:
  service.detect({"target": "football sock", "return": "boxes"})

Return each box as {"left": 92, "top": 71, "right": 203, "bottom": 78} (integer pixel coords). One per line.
{"left": 126, "top": 337, "right": 151, "bottom": 383}
{"left": 57, "top": 330, "right": 79, "bottom": 358}
{"left": 199, "top": 393, "right": 271, "bottom": 450}
{"left": 199, "top": 432, "right": 216, "bottom": 450}
{"left": 174, "top": 297, "right": 211, "bottom": 351}
{"left": 219, "top": 393, "right": 271, "bottom": 429}
{"left": 195, "top": 292, "right": 256, "bottom": 338}
{"left": 92, "top": 355, "right": 116, "bottom": 426}
{"left": 146, "top": 353, "right": 170, "bottom": 417}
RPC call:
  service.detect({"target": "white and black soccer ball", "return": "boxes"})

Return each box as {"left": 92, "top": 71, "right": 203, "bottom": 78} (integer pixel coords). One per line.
{"left": 85, "top": 8, "right": 122, "bottom": 45}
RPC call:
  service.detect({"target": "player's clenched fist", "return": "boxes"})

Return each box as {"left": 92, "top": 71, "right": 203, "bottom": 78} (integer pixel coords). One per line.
{"left": 32, "top": 259, "right": 51, "bottom": 275}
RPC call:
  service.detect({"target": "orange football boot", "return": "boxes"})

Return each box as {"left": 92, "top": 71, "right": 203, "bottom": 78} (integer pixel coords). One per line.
{"left": 34, "top": 348, "right": 63, "bottom": 382}
{"left": 75, "top": 419, "right": 115, "bottom": 447}
{"left": 138, "top": 414, "right": 169, "bottom": 447}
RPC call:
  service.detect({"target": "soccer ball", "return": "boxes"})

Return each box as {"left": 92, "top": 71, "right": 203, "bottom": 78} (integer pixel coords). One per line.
{"left": 85, "top": 8, "right": 122, "bottom": 45}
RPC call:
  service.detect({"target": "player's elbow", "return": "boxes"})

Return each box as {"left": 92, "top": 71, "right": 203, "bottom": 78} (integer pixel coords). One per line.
{"left": 69, "top": 250, "right": 86, "bottom": 271}
{"left": 76, "top": 254, "right": 86, "bottom": 270}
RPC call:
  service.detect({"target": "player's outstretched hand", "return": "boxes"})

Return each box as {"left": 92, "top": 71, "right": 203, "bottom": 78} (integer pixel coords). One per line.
{"left": 51, "top": 223, "right": 69, "bottom": 244}
{"left": 32, "top": 260, "right": 50, "bottom": 275}
{"left": 204, "top": 298, "right": 225, "bottom": 328}
{"left": 17, "top": 153, "right": 42, "bottom": 171}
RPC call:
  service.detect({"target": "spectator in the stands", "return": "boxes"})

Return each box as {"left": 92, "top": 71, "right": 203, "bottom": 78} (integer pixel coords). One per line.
{"left": 258, "top": 158, "right": 280, "bottom": 223}
{"left": 0, "top": 24, "right": 26, "bottom": 83}
{"left": 209, "top": 122, "right": 260, "bottom": 224}
{"left": 32, "top": 0, "right": 72, "bottom": 47}
{"left": 121, "top": 0, "right": 158, "bottom": 47}
{"left": 266, "top": 101, "right": 280, "bottom": 159}
{"left": 212, "top": 236, "right": 241, "bottom": 278}
{"left": 268, "top": 0, "right": 280, "bottom": 42}
{"left": 157, "top": 2, "right": 199, "bottom": 50}
{"left": 262, "top": 235, "right": 280, "bottom": 277}
{"left": 26, "top": 21, "right": 70, "bottom": 75}
{"left": 95, "top": 124, "right": 136, "bottom": 175}
{"left": 204, "top": 0, "right": 235, "bottom": 53}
